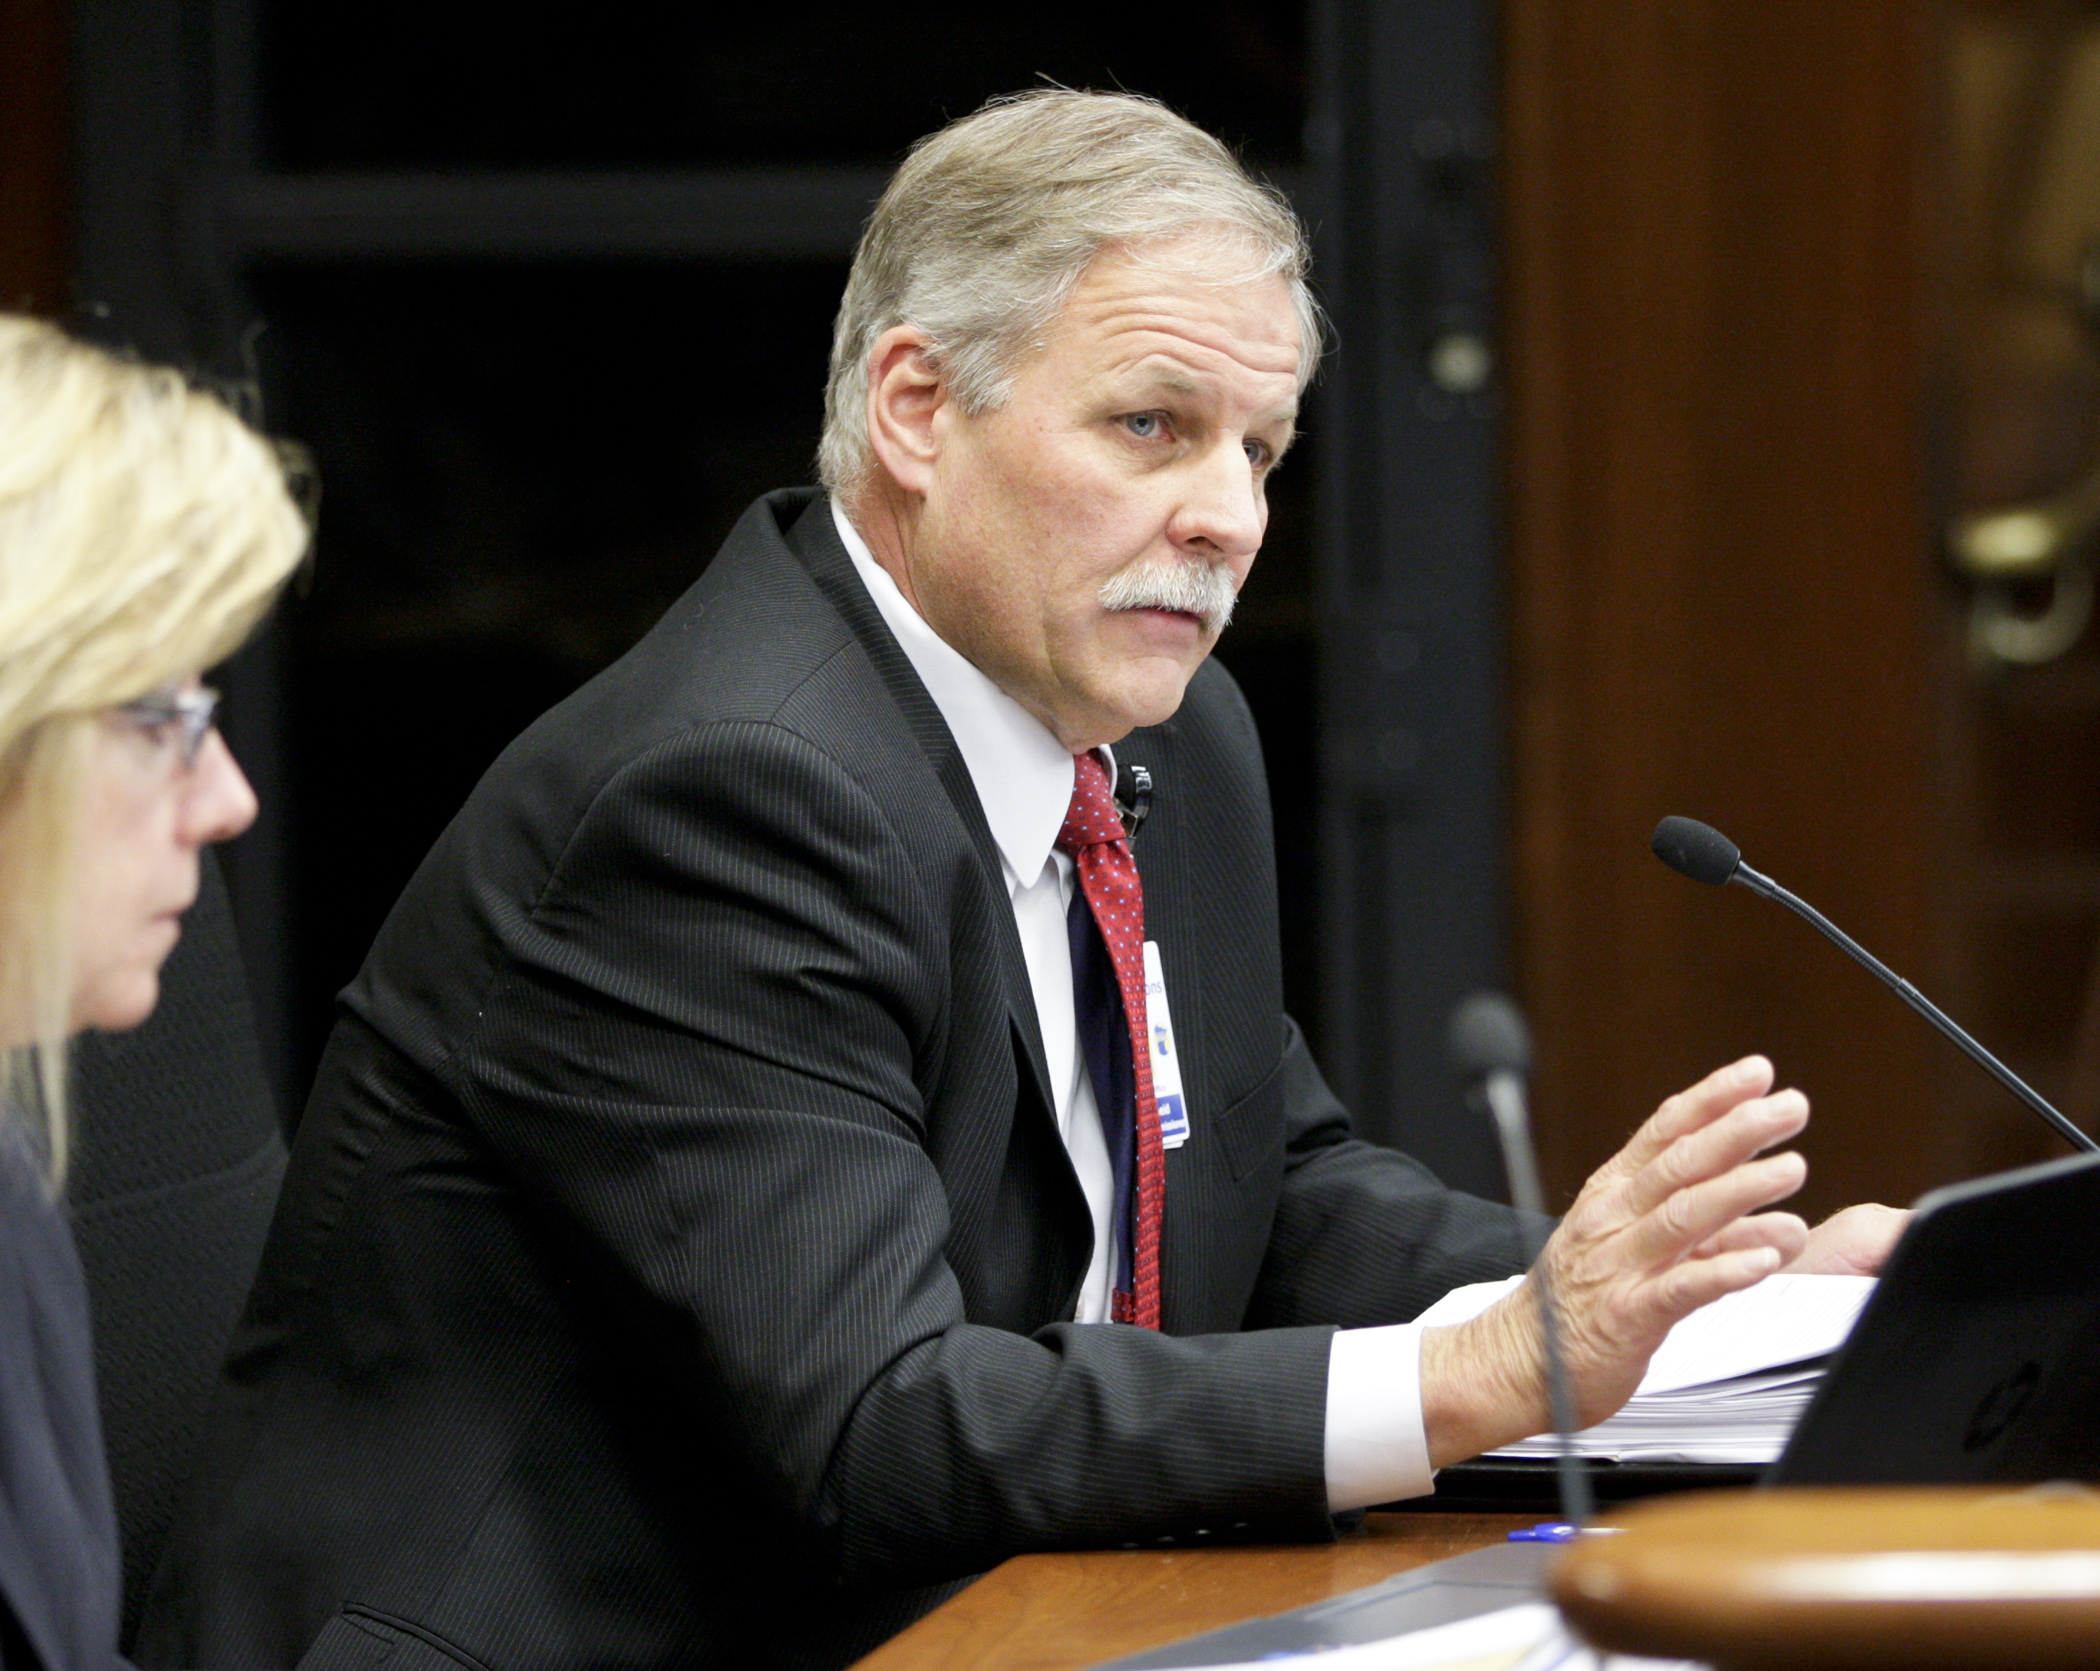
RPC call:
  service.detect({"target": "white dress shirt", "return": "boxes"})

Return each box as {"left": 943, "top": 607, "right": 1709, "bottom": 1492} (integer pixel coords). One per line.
{"left": 832, "top": 500, "right": 1435, "bottom": 1511}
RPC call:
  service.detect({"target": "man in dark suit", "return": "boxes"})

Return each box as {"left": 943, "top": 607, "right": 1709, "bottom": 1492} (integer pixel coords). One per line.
{"left": 143, "top": 91, "right": 1897, "bottom": 1671}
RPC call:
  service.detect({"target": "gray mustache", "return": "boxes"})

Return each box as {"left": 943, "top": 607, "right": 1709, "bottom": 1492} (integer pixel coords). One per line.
{"left": 1097, "top": 559, "right": 1239, "bottom": 634}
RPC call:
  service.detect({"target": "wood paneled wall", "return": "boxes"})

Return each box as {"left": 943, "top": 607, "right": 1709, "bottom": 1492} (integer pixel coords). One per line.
{"left": 1503, "top": 2, "right": 1962, "bottom": 1215}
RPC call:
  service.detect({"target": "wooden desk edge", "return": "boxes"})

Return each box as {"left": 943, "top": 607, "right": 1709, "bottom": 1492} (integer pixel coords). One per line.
{"left": 851, "top": 1512, "right": 1532, "bottom": 1671}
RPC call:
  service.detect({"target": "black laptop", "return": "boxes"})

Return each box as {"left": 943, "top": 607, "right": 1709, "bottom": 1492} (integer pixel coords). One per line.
{"left": 1771, "top": 1147, "right": 2100, "bottom": 1484}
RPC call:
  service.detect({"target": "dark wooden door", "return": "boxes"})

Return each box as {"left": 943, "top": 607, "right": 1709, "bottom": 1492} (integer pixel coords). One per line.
{"left": 1936, "top": 1, "right": 2100, "bottom": 1177}
{"left": 1503, "top": 2, "right": 1961, "bottom": 1215}
{"left": 1506, "top": 0, "right": 2100, "bottom": 1215}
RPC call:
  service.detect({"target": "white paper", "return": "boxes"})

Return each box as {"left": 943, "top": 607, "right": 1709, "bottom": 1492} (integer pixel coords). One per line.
{"left": 1413, "top": 1274, "right": 1875, "bottom": 1464}
{"left": 1633, "top": 1275, "right": 1874, "bottom": 1393}
{"left": 1415, "top": 1274, "right": 1873, "bottom": 1394}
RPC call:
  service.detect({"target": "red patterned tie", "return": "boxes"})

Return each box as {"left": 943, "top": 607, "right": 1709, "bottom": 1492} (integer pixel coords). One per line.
{"left": 1057, "top": 752, "right": 1164, "bottom": 1328}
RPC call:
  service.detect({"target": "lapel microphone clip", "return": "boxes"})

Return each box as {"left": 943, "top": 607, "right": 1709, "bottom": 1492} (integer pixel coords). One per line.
{"left": 1116, "top": 763, "right": 1153, "bottom": 845}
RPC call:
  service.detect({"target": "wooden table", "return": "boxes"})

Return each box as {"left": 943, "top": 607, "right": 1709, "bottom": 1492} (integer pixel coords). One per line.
{"left": 852, "top": 1512, "right": 1534, "bottom": 1671}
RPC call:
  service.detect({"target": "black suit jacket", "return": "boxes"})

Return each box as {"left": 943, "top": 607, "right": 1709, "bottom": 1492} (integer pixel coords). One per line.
{"left": 142, "top": 491, "right": 1530, "bottom": 1671}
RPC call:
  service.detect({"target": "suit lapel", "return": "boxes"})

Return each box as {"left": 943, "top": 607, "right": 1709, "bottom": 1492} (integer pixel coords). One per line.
{"left": 777, "top": 493, "right": 1058, "bottom": 1118}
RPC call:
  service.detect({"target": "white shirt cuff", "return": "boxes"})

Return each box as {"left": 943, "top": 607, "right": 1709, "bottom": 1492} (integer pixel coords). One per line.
{"left": 1323, "top": 1322, "right": 1435, "bottom": 1513}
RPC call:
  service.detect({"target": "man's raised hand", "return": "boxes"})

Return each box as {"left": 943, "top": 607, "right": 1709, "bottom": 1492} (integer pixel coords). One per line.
{"left": 1418, "top": 1055, "right": 1812, "bottom": 1469}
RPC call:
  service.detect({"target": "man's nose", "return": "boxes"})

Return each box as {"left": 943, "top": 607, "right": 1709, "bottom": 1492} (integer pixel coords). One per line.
{"left": 179, "top": 729, "right": 260, "bottom": 847}
{"left": 1169, "top": 440, "right": 1266, "bottom": 565}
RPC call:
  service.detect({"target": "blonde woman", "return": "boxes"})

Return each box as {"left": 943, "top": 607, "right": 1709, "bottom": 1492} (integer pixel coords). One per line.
{"left": 0, "top": 314, "right": 305, "bottom": 1671}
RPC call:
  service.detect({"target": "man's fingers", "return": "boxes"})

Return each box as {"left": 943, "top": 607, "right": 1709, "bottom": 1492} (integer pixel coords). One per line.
{"left": 1562, "top": 1093, "right": 1807, "bottom": 1255}
{"left": 1554, "top": 1235, "right": 1794, "bottom": 1424}
{"left": 1616, "top": 1149, "right": 1807, "bottom": 1270}
{"left": 1598, "top": 1242, "right": 1792, "bottom": 1360}
{"left": 1689, "top": 1211, "right": 1812, "bottom": 1263}
{"left": 1647, "top": 1242, "right": 1786, "bottom": 1324}
{"left": 1610, "top": 1089, "right": 1808, "bottom": 1225}
{"left": 1524, "top": 1057, "right": 1817, "bottom": 1432}
{"left": 1592, "top": 1056, "right": 1776, "bottom": 1186}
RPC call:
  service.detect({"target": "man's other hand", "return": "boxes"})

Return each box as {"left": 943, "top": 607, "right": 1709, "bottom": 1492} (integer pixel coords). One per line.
{"left": 1419, "top": 1055, "right": 1811, "bottom": 1469}
{"left": 1781, "top": 1203, "right": 1907, "bottom": 1276}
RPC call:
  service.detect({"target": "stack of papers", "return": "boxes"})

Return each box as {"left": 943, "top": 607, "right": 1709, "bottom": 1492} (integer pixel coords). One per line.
{"left": 1414, "top": 1273, "right": 1876, "bottom": 1465}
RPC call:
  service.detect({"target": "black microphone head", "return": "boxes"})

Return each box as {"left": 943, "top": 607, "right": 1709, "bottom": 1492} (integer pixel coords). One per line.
{"left": 1652, "top": 816, "right": 1741, "bottom": 887}
{"left": 1449, "top": 992, "right": 1532, "bottom": 1080}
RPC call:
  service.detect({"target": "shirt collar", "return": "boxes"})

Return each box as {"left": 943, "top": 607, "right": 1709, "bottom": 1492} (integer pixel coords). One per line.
{"left": 832, "top": 499, "right": 1113, "bottom": 887}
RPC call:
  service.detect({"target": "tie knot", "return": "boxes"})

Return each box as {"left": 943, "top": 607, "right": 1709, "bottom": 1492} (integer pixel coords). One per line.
{"left": 1057, "top": 753, "right": 1126, "bottom": 854}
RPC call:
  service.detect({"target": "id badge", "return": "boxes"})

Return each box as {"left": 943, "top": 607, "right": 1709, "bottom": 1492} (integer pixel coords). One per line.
{"left": 1142, "top": 941, "right": 1190, "bottom": 1149}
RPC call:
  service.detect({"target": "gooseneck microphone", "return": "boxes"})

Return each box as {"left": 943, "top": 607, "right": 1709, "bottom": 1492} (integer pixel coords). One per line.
{"left": 1449, "top": 993, "right": 1594, "bottom": 1527}
{"left": 1651, "top": 816, "right": 2097, "bottom": 1155}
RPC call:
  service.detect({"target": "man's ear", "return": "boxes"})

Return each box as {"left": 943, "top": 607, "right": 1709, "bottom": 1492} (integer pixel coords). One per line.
{"left": 865, "top": 325, "right": 948, "bottom": 496}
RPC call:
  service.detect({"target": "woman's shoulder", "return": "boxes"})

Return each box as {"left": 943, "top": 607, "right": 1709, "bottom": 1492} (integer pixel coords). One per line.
{"left": 0, "top": 1113, "right": 94, "bottom": 1337}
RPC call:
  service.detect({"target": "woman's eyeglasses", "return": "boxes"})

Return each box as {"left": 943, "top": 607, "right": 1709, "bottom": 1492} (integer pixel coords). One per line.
{"left": 113, "top": 685, "right": 221, "bottom": 768}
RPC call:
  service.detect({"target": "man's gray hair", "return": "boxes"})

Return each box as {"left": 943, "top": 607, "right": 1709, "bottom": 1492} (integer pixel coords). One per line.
{"left": 818, "top": 88, "right": 1323, "bottom": 495}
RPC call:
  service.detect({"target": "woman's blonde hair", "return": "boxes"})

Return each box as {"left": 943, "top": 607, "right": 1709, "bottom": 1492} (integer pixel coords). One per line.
{"left": 0, "top": 315, "right": 309, "bottom": 1175}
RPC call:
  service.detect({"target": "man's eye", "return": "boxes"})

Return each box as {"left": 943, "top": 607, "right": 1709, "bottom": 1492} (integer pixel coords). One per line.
{"left": 1244, "top": 440, "right": 1272, "bottom": 469}
{"left": 1122, "top": 412, "right": 1165, "bottom": 440}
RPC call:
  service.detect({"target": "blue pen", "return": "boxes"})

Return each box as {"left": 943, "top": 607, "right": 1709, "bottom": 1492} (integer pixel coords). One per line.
{"left": 1508, "top": 1522, "right": 1627, "bottom": 1543}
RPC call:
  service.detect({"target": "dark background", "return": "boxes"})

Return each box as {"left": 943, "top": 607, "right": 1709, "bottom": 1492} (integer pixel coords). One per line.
{"left": 14, "top": 1, "right": 2097, "bottom": 1221}
{"left": 43, "top": 1, "right": 1513, "bottom": 1194}
{"left": 258, "top": 7, "right": 1310, "bottom": 170}
{"left": 245, "top": 1, "right": 1326, "bottom": 1112}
